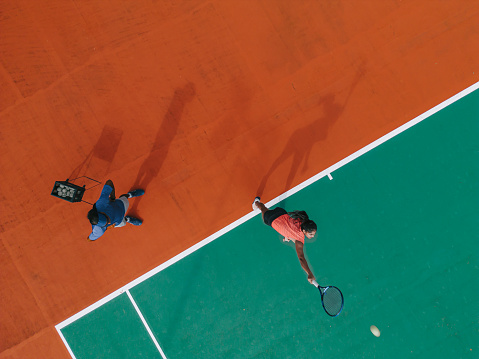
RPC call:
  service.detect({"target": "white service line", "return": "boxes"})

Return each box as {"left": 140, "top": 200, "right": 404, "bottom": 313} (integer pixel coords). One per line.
{"left": 55, "top": 327, "right": 78, "bottom": 359}
{"left": 56, "top": 80, "right": 479, "bottom": 357}
{"left": 126, "top": 290, "right": 168, "bottom": 359}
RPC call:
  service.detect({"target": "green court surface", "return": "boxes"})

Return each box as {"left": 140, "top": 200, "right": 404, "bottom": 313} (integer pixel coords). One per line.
{"left": 59, "top": 88, "right": 479, "bottom": 358}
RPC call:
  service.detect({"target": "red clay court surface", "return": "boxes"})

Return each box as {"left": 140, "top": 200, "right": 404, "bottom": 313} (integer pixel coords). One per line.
{"left": 1, "top": 1, "right": 478, "bottom": 358}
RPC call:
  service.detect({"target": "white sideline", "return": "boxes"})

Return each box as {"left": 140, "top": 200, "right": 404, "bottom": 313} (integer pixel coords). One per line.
{"left": 56, "top": 81, "right": 479, "bottom": 357}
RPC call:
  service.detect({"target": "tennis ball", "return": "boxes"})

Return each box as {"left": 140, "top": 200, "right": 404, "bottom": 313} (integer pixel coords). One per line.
{"left": 370, "top": 325, "right": 381, "bottom": 337}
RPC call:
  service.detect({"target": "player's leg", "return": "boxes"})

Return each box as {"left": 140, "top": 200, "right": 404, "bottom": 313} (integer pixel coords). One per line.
{"left": 117, "top": 194, "right": 142, "bottom": 226}
{"left": 254, "top": 196, "right": 288, "bottom": 227}
{"left": 252, "top": 197, "right": 268, "bottom": 215}
{"left": 123, "top": 189, "right": 145, "bottom": 198}
{"left": 125, "top": 216, "right": 142, "bottom": 226}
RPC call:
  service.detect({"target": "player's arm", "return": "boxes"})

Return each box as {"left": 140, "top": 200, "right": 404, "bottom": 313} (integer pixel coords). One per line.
{"left": 88, "top": 226, "right": 106, "bottom": 241}
{"left": 295, "top": 241, "right": 315, "bottom": 284}
{"left": 105, "top": 179, "right": 115, "bottom": 200}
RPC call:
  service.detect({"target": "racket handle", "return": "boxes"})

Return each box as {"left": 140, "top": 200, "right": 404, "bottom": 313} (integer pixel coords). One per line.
{"left": 311, "top": 280, "right": 319, "bottom": 287}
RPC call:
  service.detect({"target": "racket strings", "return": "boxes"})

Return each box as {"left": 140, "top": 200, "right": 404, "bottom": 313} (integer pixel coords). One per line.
{"left": 322, "top": 287, "right": 343, "bottom": 316}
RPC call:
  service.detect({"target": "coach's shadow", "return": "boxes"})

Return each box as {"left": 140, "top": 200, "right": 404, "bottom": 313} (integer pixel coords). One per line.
{"left": 127, "top": 83, "right": 196, "bottom": 217}
{"left": 69, "top": 125, "right": 123, "bottom": 179}
{"left": 68, "top": 125, "right": 123, "bottom": 201}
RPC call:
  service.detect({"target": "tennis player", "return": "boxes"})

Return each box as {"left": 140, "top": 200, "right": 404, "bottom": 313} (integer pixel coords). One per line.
{"left": 87, "top": 180, "right": 144, "bottom": 241}
{"left": 252, "top": 197, "right": 317, "bottom": 284}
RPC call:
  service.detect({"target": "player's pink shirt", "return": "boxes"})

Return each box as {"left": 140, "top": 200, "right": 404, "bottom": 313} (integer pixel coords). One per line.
{"left": 271, "top": 214, "right": 305, "bottom": 243}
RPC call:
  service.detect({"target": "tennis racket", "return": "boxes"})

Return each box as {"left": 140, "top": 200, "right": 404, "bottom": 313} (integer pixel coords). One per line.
{"left": 311, "top": 280, "right": 344, "bottom": 317}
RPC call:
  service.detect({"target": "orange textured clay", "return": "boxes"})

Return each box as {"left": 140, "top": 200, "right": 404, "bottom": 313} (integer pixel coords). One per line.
{"left": 0, "top": 327, "right": 70, "bottom": 359}
{"left": 1, "top": 0, "right": 478, "bottom": 357}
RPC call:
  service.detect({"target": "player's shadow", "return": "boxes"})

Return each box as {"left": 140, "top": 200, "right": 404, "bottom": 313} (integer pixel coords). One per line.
{"left": 256, "top": 70, "right": 364, "bottom": 197}
{"left": 256, "top": 94, "right": 342, "bottom": 196}
{"left": 128, "top": 83, "right": 196, "bottom": 216}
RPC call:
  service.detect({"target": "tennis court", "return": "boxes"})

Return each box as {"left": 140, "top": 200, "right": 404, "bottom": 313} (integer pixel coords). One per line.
{"left": 57, "top": 85, "right": 479, "bottom": 359}
{"left": 2, "top": 2, "right": 479, "bottom": 358}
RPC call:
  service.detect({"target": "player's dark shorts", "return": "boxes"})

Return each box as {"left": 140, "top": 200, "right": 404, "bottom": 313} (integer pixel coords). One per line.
{"left": 263, "top": 207, "right": 287, "bottom": 226}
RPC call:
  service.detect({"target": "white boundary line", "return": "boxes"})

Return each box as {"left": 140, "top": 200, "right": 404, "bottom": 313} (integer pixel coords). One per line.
{"left": 55, "top": 81, "right": 479, "bottom": 354}
{"left": 126, "top": 290, "right": 168, "bottom": 359}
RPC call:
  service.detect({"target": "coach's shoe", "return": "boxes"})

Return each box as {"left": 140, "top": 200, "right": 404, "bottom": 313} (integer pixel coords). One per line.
{"left": 127, "top": 189, "right": 145, "bottom": 198}
{"left": 125, "top": 216, "right": 143, "bottom": 226}
{"left": 252, "top": 196, "right": 261, "bottom": 211}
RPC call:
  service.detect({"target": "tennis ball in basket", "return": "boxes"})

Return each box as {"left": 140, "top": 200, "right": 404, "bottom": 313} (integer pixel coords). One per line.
{"left": 370, "top": 325, "right": 380, "bottom": 337}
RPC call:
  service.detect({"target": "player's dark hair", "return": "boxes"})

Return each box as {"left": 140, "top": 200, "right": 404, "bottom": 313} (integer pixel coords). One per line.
{"left": 288, "top": 210, "right": 317, "bottom": 233}
{"left": 87, "top": 205, "right": 99, "bottom": 225}
{"left": 301, "top": 219, "right": 317, "bottom": 233}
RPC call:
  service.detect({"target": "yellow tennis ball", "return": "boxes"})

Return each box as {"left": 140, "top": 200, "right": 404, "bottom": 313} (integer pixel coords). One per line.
{"left": 370, "top": 325, "right": 381, "bottom": 337}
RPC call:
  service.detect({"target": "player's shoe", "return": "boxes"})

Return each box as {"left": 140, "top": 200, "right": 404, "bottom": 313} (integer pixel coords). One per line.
{"left": 252, "top": 196, "right": 261, "bottom": 211}
{"left": 125, "top": 216, "right": 142, "bottom": 226}
{"left": 127, "top": 189, "right": 145, "bottom": 198}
